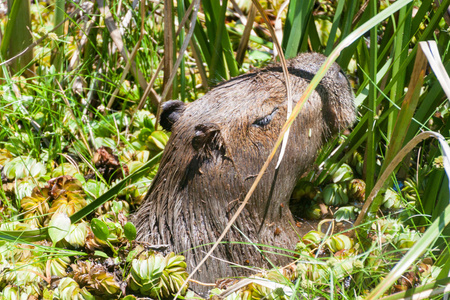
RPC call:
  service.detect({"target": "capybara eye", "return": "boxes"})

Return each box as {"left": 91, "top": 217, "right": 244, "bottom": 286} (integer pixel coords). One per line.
{"left": 253, "top": 108, "right": 278, "bottom": 127}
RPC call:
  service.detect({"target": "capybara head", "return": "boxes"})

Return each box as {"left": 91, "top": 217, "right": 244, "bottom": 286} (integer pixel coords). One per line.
{"left": 134, "top": 52, "right": 355, "bottom": 289}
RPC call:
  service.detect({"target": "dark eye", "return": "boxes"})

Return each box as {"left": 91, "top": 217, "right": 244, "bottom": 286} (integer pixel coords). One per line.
{"left": 253, "top": 108, "right": 278, "bottom": 127}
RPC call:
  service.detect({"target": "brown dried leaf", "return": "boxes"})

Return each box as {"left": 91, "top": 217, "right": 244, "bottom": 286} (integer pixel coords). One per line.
{"left": 93, "top": 147, "right": 129, "bottom": 181}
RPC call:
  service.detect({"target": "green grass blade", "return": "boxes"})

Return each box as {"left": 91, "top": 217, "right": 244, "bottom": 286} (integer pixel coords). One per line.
{"left": 379, "top": 44, "right": 428, "bottom": 175}
{"left": 51, "top": 0, "right": 66, "bottom": 73}
{"left": 386, "top": 4, "right": 412, "bottom": 140}
{"left": 236, "top": 5, "right": 256, "bottom": 66}
{"left": 365, "top": 0, "right": 378, "bottom": 196}
{"left": 163, "top": 0, "right": 174, "bottom": 100}
{"left": 1, "top": 0, "right": 34, "bottom": 76}
{"left": 0, "top": 228, "right": 48, "bottom": 242}
{"left": 177, "top": 1, "right": 187, "bottom": 101}
{"left": 70, "top": 151, "right": 162, "bottom": 223}
{"left": 324, "top": 0, "right": 346, "bottom": 55}
{"left": 282, "top": 0, "right": 314, "bottom": 58}
{"left": 208, "top": 0, "right": 227, "bottom": 81}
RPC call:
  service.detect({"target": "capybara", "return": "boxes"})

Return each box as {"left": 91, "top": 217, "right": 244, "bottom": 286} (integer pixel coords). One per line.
{"left": 133, "top": 52, "right": 355, "bottom": 289}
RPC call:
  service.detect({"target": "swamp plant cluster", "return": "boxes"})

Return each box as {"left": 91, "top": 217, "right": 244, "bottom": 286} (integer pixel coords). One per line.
{"left": 0, "top": 108, "right": 193, "bottom": 299}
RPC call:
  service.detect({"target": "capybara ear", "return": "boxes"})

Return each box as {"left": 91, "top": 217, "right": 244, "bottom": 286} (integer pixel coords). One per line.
{"left": 160, "top": 100, "right": 186, "bottom": 132}
{"left": 192, "top": 123, "right": 220, "bottom": 150}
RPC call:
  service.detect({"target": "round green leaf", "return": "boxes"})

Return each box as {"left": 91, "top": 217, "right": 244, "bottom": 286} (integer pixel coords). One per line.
{"left": 124, "top": 222, "right": 137, "bottom": 241}
{"left": 91, "top": 218, "right": 109, "bottom": 241}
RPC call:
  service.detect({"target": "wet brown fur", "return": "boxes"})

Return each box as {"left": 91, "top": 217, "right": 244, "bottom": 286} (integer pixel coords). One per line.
{"left": 133, "top": 53, "right": 355, "bottom": 287}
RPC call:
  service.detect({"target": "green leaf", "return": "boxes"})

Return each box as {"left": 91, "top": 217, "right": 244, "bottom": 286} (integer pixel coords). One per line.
{"left": 48, "top": 212, "right": 71, "bottom": 244}
{"left": 331, "top": 163, "right": 354, "bottom": 183}
{"left": 138, "top": 128, "right": 152, "bottom": 143}
{"left": 124, "top": 222, "right": 137, "bottom": 241}
{"left": 111, "top": 200, "right": 123, "bottom": 215}
{"left": 148, "top": 131, "right": 169, "bottom": 151}
{"left": 126, "top": 249, "right": 138, "bottom": 262}
{"left": 94, "top": 250, "right": 110, "bottom": 259}
{"left": 248, "top": 50, "right": 272, "bottom": 63}
{"left": 90, "top": 218, "right": 109, "bottom": 241}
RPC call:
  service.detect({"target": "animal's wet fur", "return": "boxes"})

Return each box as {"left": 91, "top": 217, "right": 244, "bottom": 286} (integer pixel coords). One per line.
{"left": 133, "top": 53, "right": 355, "bottom": 288}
